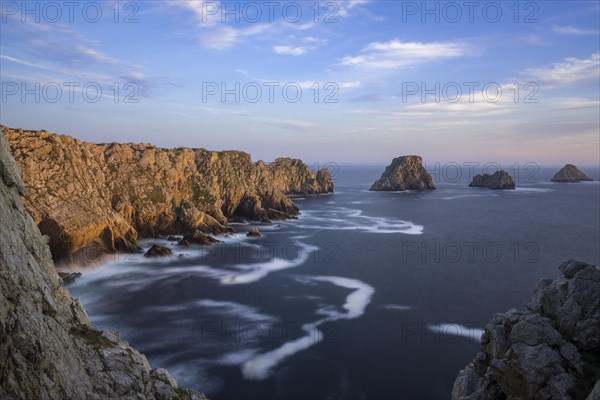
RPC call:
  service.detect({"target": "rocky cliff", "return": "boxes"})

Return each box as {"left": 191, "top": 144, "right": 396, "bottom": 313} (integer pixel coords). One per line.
{"left": 452, "top": 260, "right": 600, "bottom": 400}
{"left": 370, "top": 155, "right": 436, "bottom": 191}
{"left": 2, "top": 126, "right": 333, "bottom": 265}
{"left": 551, "top": 164, "right": 593, "bottom": 182}
{"left": 469, "top": 171, "right": 515, "bottom": 190}
{"left": 0, "top": 130, "right": 205, "bottom": 399}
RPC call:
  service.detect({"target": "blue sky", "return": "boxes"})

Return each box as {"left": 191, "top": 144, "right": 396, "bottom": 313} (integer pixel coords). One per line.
{"left": 1, "top": 0, "right": 599, "bottom": 165}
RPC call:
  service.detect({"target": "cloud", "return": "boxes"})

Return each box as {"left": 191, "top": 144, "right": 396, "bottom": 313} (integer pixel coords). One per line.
{"left": 337, "top": 0, "right": 371, "bottom": 17}
{"left": 552, "top": 25, "right": 599, "bottom": 35}
{"left": 273, "top": 46, "right": 309, "bottom": 56}
{"left": 339, "top": 39, "right": 470, "bottom": 69}
{"left": 524, "top": 52, "right": 600, "bottom": 86}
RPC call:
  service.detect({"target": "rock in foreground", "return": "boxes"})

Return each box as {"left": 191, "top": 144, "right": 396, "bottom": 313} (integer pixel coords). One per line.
{"left": 0, "top": 130, "right": 205, "bottom": 400}
{"left": 469, "top": 171, "right": 515, "bottom": 190}
{"left": 370, "top": 155, "right": 436, "bottom": 191}
{"left": 452, "top": 260, "right": 600, "bottom": 400}
{"left": 551, "top": 164, "right": 593, "bottom": 182}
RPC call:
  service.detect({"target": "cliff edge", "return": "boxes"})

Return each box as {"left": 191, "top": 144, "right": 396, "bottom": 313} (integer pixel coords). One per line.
{"left": 452, "top": 260, "right": 600, "bottom": 400}
{"left": 2, "top": 126, "right": 333, "bottom": 264}
{"left": 0, "top": 130, "right": 205, "bottom": 399}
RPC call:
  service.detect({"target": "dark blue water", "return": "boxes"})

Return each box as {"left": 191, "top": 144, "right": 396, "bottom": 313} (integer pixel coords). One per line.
{"left": 69, "top": 165, "right": 600, "bottom": 400}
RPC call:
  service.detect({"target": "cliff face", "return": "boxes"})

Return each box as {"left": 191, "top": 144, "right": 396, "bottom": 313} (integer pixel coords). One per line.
{"left": 2, "top": 126, "right": 333, "bottom": 265}
{"left": 0, "top": 131, "right": 204, "bottom": 400}
{"left": 453, "top": 260, "right": 600, "bottom": 400}
{"left": 552, "top": 164, "right": 593, "bottom": 182}
{"left": 370, "top": 155, "right": 436, "bottom": 191}
{"left": 469, "top": 171, "right": 515, "bottom": 190}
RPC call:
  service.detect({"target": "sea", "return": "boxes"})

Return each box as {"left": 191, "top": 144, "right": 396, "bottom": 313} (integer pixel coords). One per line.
{"left": 68, "top": 165, "right": 600, "bottom": 400}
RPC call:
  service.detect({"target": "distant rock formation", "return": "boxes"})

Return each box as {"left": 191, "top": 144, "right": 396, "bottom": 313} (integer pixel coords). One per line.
{"left": 469, "top": 171, "right": 515, "bottom": 190}
{"left": 2, "top": 125, "right": 333, "bottom": 265}
{"left": 452, "top": 260, "right": 600, "bottom": 400}
{"left": 551, "top": 164, "right": 593, "bottom": 182}
{"left": 370, "top": 155, "right": 436, "bottom": 191}
{"left": 0, "top": 130, "right": 204, "bottom": 399}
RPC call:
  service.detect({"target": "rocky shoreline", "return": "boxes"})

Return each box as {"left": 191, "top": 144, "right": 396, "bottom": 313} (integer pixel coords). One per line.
{"left": 453, "top": 260, "right": 600, "bottom": 400}
{"left": 2, "top": 125, "right": 333, "bottom": 265}
{"left": 0, "top": 130, "right": 205, "bottom": 399}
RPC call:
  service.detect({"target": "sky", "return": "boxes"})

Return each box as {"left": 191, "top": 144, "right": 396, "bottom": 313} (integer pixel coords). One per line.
{"left": 0, "top": 0, "right": 599, "bottom": 165}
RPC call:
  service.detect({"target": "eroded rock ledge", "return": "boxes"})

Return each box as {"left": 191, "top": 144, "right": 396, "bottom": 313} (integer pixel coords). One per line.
{"left": 370, "top": 155, "right": 436, "bottom": 191}
{"left": 0, "top": 130, "right": 204, "bottom": 399}
{"left": 452, "top": 260, "right": 600, "bottom": 400}
{"left": 2, "top": 125, "right": 333, "bottom": 265}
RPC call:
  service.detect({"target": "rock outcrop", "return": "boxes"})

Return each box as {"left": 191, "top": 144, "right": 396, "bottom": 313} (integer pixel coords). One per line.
{"left": 0, "top": 130, "right": 204, "bottom": 399}
{"left": 370, "top": 155, "right": 436, "bottom": 191}
{"left": 551, "top": 164, "right": 593, "bottom": 182}
{"left": 469, "top": 171, "right": 515, "bottom": 190}
{"left": 2, "top": 125, "right": 333, "bottom": 265}
{"left": 452, "top": 260, "right": 600, "bottom": 400}
{"left": 144, "top": 244, "right": 173, "bottom": 258}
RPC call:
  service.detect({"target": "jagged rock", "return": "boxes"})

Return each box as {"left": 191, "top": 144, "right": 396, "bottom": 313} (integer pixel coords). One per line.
{"left": 180, "top": 230, "right": 219, "bottom": 246}
{"left": 0, "top": 128, "right": 206, "bottom": 400}
{"left": 58, "top": 271, "right": 82, "bottom": 284}
{"left": 370, "top": 155, "right": 436, "bottom": 191}
{"left": 452, "top": 260, "right": 600, "bottom": 400}
{"left": 3, "top": 125, "right": 333, "bottom": 265}
{"left": 144, "top": 245, "right": 173, "bottom": 258}
{"left": 469, "top": 171, "right": 515, "bottom": 190}
{"left": 551, "top": 164, "right": 593, "bottom": 182}
{"left": 166, "top": 236, "right": 181, "bottom": 242}
{"left": 247, "top": 228, "right": 261, "bottom": 237}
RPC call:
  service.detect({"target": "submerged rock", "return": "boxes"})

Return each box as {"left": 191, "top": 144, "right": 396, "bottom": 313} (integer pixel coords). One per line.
{"left": 0, "top": 128, "right": 206, "bottom": 399}
{"left": 452, "top": 260, "right": 600, "bottom": 400}
{"left": 370, "top": 155, "right": 436, "bottom": 191}
{"left": 3, "top": 125, "right": 333, "bottom": 265}
{"left": 551, "top": 164, "right": 593, "bottom": 182}
{"left": 247, "top": 228, "right": 261, "bottom": 237}
{"left": 143, "top": 244, "right": 173, "bottom": 258}
{"left": 469, "top": 171, "right": 515, "bottom": 190}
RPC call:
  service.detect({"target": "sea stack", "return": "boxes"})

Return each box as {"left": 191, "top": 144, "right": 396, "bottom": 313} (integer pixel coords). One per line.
{"left": 370, "top": 155, "right": 435, "bottom": 191}
{"left": 551, "top": 164, "right": 593, "bottom": 182}
{"left": 469, "top": 171, "right": 515, "bottom": 190}
{"left": 452, "top": 260, "right": 600, "bottom": 400}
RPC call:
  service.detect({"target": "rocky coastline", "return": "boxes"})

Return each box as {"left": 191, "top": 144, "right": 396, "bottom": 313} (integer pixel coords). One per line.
{"left": 0, "top": 130, "right": 205, "bottom": 399}
{"left": 2, "top": 125, "right": 333, "bottom": 265}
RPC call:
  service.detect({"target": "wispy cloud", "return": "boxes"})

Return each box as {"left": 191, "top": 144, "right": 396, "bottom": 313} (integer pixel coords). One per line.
{"left": 524, "top": 52, "right": 600, "bottom": 86}
{"left": 552, "top": 25, "right": 599, "bottom": 35}
{"left": 273, "top": 45, "right": 310, "bottom": 56}
{"left": 339, "top": 39, "right": 470, "bottom": 69}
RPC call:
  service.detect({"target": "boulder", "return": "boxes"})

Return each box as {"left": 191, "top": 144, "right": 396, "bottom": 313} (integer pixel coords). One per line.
{"left": 180, "top": 230, "right": 219, "bottom": 246}
{"left": 247, "top": 228, "right": 261, "bottom": 237}
{"left": 143, "top": 244, "right": 173, "bottom": 258}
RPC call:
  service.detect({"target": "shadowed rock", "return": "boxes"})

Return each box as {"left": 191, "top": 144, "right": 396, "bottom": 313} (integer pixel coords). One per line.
{"left": 0, "top": 128, "right": 205, "bottom": 400}
{"left": 469, "top": 171, "right": 515, "bottom": 190}
{"left": 452, "top": 260, "right": 600, "bottom": 400}
{"left": 370, "top": 155, "right": 436, "bottom": 191}
{"left": 247, "top": 228, "right": 261, "bottom": 237}
{"left": 551, "top": 164, "right": 593, "bottom": 182}
{"left": 144, "top": 244, "right": 173, "bottom": 258}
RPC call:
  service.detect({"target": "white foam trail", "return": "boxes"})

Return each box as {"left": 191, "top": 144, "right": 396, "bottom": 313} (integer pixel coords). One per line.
{"left": 216, "top": 349, "right": 260, "bottom": 366}
{"left": 220, "top": 243, "right": 317, "bottom": 285}
{"left": 195, "top": 299, "right": 278, "bottom": 322}
{"left": 382, "top": 304, "right": 413, "bottom": 311}
{"left": 512, "top": 187, "right": 554, "bottom": 193}
{"left": 427, "top": 324, "right": 484, "bottom": 342}
{"left": 241, "top": 276, "right": 374, "bottom": 380}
